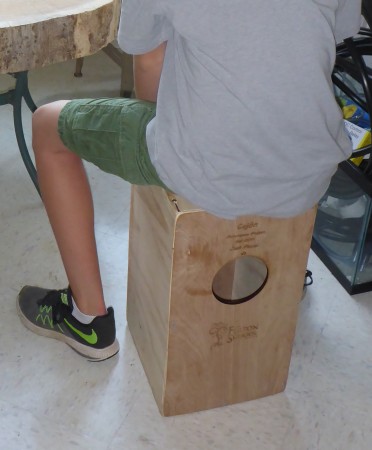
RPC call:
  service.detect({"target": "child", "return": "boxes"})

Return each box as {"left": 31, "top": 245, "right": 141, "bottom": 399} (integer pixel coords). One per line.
{"left": 17, "top": 0, "right": 362, "bottom": 360}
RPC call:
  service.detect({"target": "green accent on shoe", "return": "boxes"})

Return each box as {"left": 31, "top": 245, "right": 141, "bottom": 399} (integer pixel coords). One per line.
{"left": 35, "top": 305, "right": 65, "bottom": 332}
{"left": 35, "top": 312, "right": 54, "bottom": 328}
{"left": 64, "top": 319, "right": 98, "bottom": 345}
{"left": 61, "top": 292, "right": 69, "bottom": 306}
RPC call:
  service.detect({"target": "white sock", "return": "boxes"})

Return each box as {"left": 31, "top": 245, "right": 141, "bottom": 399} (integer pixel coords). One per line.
{"left": 71, "top": 297, "right": 96, "bottom": 324}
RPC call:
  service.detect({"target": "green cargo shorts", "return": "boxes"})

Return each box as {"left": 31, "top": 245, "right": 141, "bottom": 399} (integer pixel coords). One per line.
{"left": 58, "top": 98, "right": 168, "bottom": 188}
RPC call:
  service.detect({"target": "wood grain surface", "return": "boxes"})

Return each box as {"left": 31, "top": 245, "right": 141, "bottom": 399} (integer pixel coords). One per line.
{"left": 0, "top": 0, "right": 120, "bottom": 73}
{"left": 127, "top": 185, "right": 317, "bottom": 416}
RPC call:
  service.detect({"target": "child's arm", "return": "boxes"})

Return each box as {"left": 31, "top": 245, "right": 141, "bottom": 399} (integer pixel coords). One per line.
{"left": 133, "top": 42, "right": 167, "bottom": 102}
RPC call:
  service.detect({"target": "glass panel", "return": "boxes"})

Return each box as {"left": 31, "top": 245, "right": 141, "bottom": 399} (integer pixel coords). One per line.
{"left": 313, "top": 168, "right": 372, "bottom": 286}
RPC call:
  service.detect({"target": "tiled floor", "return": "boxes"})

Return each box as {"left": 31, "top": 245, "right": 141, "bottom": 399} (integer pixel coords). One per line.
{"left": 1, "top": 51, "right": 372, "bottom": 450}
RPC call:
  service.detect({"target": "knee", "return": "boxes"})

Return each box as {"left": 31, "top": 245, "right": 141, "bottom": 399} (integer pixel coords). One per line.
{"left": 32, "top": 102, "right": 59, "bottom": 139}
{"left": 32, "top": 101, "right": 68, "bottom": 156}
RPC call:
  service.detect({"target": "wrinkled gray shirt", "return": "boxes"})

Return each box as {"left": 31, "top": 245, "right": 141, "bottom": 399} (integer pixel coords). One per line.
{"left": 119, "top": 0, "right": 362, "bottom": 218}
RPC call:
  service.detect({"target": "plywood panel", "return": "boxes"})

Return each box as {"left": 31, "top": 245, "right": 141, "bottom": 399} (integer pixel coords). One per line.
{"left": 163, "top": 208, "right": 315, "bottom": 415}
{"left": 127, "top": 186, "right": 176, "bottom": 409}
{"left": 127, "top": 185, "right": 316, "bottom": 416}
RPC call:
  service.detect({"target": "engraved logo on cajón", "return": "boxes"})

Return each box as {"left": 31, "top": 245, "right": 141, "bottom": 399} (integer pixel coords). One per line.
{"left": 209, "top": 322, "right": 258, "bottom": 349}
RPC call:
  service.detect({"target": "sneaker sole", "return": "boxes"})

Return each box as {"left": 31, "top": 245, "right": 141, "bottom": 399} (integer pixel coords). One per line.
{"left": 16, "top": 293, "right": 120, "bottom": 362}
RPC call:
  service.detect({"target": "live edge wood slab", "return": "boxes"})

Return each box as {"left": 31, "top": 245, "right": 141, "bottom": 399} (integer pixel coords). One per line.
{"left": 0, "top": 0, "right": 121, "bottom": 74}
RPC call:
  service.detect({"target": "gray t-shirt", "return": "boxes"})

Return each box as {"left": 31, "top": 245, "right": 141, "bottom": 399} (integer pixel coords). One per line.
{"left": 118, "top": 0, "right": 362, "bottom": 218}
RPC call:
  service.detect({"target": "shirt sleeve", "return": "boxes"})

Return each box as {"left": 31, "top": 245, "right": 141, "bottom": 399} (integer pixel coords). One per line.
{"left": 334, "top": 0, "right": 362, "bottom": 43}
{"left": 117, "top": 0, "right": 172, "bottom": 54}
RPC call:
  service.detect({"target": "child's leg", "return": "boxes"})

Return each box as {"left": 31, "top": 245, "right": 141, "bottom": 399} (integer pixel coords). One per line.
{"left": 32, "top": 101, "right": 106, "bottom": 316}
{"left": 18, "top": 98, "right": 160, "bottom": 359}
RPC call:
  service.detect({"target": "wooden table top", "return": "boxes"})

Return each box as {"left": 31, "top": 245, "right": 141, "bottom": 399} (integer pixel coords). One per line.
{"left": 0, "top": 0, "right": 121, "bottom": 74}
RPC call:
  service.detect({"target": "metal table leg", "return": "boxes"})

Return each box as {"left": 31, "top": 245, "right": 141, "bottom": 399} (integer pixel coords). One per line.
{"left": 0, "top": 71, "right": 40, "bottom": 195}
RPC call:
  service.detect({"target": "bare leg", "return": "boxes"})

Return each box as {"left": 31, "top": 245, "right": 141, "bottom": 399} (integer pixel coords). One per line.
{"left": 32, "top": 101, "right": 106, "bottom": 316}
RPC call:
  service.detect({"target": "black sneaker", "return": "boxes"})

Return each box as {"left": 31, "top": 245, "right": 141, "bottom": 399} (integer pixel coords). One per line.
{"left": 301, "top": 269, "right": 313, "bottom": 301}
{"left": 17, "top": 286, "right": 119, "bottom": 361}
{"left": 304, "top": 270, "right": 313, "bottom": 288}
